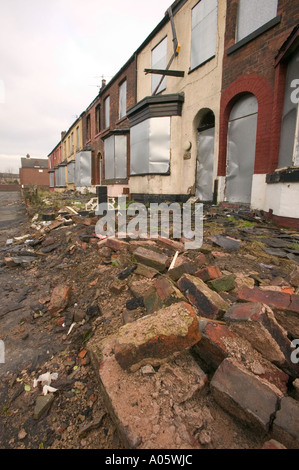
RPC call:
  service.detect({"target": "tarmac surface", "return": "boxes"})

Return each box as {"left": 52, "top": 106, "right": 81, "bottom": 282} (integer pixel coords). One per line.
{"left": 0, "top": 191, "right": 27, "bottom": 230}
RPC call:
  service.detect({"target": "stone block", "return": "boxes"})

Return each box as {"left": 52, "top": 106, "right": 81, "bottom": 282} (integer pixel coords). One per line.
{"left": 114, "top": 302, "right": 201, "bottom": 372}
{"left": 177, "top": 274, "right": 229, "bottom": 320}
{"left": 34, "top": 394, "right": 55, "bottom": 420}
{"left": 210, "top": 358, "right": 281, "bottom": 432}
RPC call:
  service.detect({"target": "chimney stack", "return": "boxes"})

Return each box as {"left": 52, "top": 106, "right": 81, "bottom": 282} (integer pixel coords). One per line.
{"left": 61, "top": 131, "right": 66, "bottom": 140}
{"left": 26, "top": 153, "right": 30, "bottom": 159}
{"left": 100, "top": 79, "right": 106, "bottom": 91}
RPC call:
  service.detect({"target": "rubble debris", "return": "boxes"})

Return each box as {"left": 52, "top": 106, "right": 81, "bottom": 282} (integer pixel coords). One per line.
{"left": 272, "top": 397, "right": 299, "bottom": 449}
{"left": 177, "top": 274, "right": 229, "bottom": 319}
{"left": 210, "top": 235, "right": 241, "bottom": 252}
{"left": 143, "top": 276, "right": 186, "bottom": 314}
{"left": 262, "top": 439, "right": 287, "bottom": 449}
{"left": 34, "top": 394, "right": 55, "bottom": 420}
{"left": 210, "top": 358, "right": 281, "bottom": 432}
{"left": 114, "top": 302, "right": 201, "bottom": 372}
{"left": 48, "top": 285, "right": 71, "bottom": 316}
{"left": 133, "top": 247, "right": 169, "bottom": 272}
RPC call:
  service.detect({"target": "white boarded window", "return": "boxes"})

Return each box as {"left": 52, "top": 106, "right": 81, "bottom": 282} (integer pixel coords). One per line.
{"left": 104, "top": 135, "right": 127, "bottom": 180}
{"left": 191, "top": 0, "right": 218, "bottom": 70}
{"left": 130, "top": 117, "right": 170, "bottom": 175}
{"left": 278, "top": 49, "right": 299, "bottom": 168}
{"left": 104, "top": 96, "right": 110, "bottom": 129}
{"left": 152, "top": 37, "right": 167, "bottom": 95}
{"left": 119, "top": 80, "right": 127, "bottom": 120}
{"left": 237, "top": 0, "right": 278, "bottom": 41}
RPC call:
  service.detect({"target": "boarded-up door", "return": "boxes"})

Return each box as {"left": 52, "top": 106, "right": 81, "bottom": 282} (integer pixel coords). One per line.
{"left": 195, "top": 126, "right": 215, "bottom": 201}
{"left": 226, "top": 94, "right": 258, "bottom": 204}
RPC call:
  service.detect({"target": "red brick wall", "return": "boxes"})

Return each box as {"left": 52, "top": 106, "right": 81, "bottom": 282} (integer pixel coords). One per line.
{"left": 218, "top": 0, "right": 299, "bottom": 177}
{"left": 20, "top": 168, "right": 49, "bottom": 187}
{"left": 82, "top": 56, "right": 136, "bottom": 184}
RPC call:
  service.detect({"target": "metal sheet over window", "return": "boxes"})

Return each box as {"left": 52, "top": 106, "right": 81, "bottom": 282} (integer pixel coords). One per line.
{"left": 226, "top": 95, "right": 258, "bottom": 204}
{"left": 196, "top": 127, "right": 215, "bottom": 201}
{"left": 119, "top": 81, "right": 127, "bottom": 120}
{"left": 54, "top": 168, "right": 60, "bottom": 187}
{"left": 278, "top": 49, "right": 299, "bottom": 168}
{"left": 104, "top": 137, "right": 115, "bottom": 180}
{"left": 75, "top": 151, "right": 92, "bottom": 187}
{"left": 237, "top": 0, "right": 278, "bottom": 41}
{"left": 115, "top": 135, "right": 127, "bottom": 178}
{"left": 191, "top": 0, "right": 218, "bottom": 70}
{"left": 49, "top": 172, "right": 54, "bottom": 188}
{"left": 152, "top": 37, "right": 167, "bottom": 94}
{"left": 67, "top": 161, "right": 75, "bottom": 184}
{"left": 59, "top": 166, "right": 66, "bottom": 187}
{"left": 130, "top": 117, "right": 170, "bottom": 175}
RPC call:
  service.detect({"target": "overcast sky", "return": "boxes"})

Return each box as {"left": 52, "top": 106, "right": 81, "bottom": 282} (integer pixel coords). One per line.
{"left": 0, "top": 0, "right": 172, "bottom": 173}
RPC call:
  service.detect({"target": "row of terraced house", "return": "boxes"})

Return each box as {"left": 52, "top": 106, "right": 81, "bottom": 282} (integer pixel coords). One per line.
{"left": 48, "top": 0, "right": 299, "bottom": 228}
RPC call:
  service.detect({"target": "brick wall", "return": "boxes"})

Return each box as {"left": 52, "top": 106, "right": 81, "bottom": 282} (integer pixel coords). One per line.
{"left": 82, "top": 56, "right": 136, "bottom": 184}
{"left": 218, "top": 0, "right": 299, "bottom": 177}
{"left": 20, "top": 168, "right": 49, "bottom": 187}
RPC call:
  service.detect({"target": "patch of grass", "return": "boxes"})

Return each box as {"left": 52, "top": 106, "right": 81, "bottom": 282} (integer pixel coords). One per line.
{"left": 287, "top": 242, "right": 299, "bottom": 250}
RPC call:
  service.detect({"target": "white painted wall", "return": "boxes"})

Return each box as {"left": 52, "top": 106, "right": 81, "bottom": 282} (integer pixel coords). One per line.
{"left": 130, "top": 0, "right": 226, "bottom": 197}
{"left": 264, "top": 182, "right": 299, "bottom": 219}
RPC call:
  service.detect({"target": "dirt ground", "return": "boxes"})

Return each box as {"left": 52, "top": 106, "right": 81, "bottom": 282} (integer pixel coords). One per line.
{"left": 0, "top": 191, "right": 298, "bottom": 450}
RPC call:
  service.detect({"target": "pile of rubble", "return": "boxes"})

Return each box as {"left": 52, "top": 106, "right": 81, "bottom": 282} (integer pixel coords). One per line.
{"left": 1, "top": 202, "right": 299, "bottom": 449}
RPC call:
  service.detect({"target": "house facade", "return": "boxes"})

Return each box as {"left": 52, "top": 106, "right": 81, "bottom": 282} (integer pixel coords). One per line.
{"left": 20, "top": 157, "right": 49, "bottom": 187}
{"left": 81, "top": 55, "right": 137, "bottom": 198}
{"left": 127, "top": 0, "right": 227, "bottom": 203}
{"left": 48, "top": 138, "right": 63, "bottom": 192}
{"left": 217, "top": 0, "right": 299, "bottom": 228}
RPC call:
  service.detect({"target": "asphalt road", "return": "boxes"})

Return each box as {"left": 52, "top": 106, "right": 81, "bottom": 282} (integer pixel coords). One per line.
{"left": 0, "top": 191, "right": 27, "bottom": 230}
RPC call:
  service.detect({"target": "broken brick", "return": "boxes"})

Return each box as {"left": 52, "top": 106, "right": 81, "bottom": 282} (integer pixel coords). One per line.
{"left": 157, "top": 236, "right": 185, "bottom": 253}
{"left": 168, "top": 256, "right": 198, "bottom": 282}
{"left": 143, "top": 276, "right": 185, "bottom": 314}
{"left": 48, "top": 285, "right": 71, "bottom": 316}
{"left": 177, "top": 274, "right": 229, "bottom": 320}
{"left": 135, "top": 263, "right": 159, "bottom": 279}
{"left": 224, "top": 302, "right": 299, "bottom": 377}
{"left": 273, "top": 397, "right": 299, "bottom": 449}
{"left": 195, "top": 266, "right": 222, "bottom": 282}
{"left": 110, "top": 279, "right": 127, "bottom": 295}
{"left": 237, "top": 286, "right": 291, "bottom": 311}
{"left": 211, "top": 358, "right": 281, "bottom": 432}
{"left": 106, "top": 238, "right": 129, "bottom": 251}
{"left": 192, "top": 319, "right": 236, "bottom": 369}
{"left": 134, "top": 247, "right": 169, "bottom": 272}
{"left": 262, "top": 440, "right": 287, "bottom": 449}
{"left": 114, "top": 302, "right": 201, "bottom": 372}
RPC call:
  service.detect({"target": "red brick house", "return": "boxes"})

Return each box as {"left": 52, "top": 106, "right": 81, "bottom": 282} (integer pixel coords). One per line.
{"left": 217, "top": 0, "right": 299, "bottom": 228}
{"left": 19, "top": 156, "right": 49, "bottom": 188}
{"left": 48, "top": 138, "right": 63, "bottom": 191}
{"left": 81, "top": 54, "right": 136, "bottom": 198}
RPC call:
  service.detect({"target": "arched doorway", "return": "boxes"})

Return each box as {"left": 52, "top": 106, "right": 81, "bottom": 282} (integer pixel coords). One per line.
{"left": 226, "top": 94, "right": 258, "bottom": 203}
{"left": 195, "top": 109, "right": 215, "bottom": 201}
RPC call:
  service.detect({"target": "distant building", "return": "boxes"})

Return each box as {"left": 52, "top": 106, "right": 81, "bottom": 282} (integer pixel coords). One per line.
{"left": 19, "top": 156, "right": 49, "bottom": 187}
{"left": 0, "top": 172, "right": 20, "bottom": 184}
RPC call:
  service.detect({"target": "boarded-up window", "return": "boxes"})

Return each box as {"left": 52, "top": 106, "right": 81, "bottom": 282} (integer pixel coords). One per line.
{"left": 95, "top": 105, "right": 101, "bottom": 134}
{"left": 67, "top": 161, "right": 75, "bottom": 184}
{"left": 104, "top": 135, "right": 127, "bottom": 180}
{"left": 152, "top": 37, "right": 167, "bottom": 94}
{"left": 49, "top": 172, "right": 54, "bottom": 188}
{"left": 104, "top": 96, "right": 110, "bottom": 129}
{"left": 237, "top": 0, "right": 278, "bottom": 41}
{"left": 76, "top": 126, "right": 80, "bottom": 150}
{"left": 130, "top": 117, "right": 170, "bottom": 175}
{"left": 119, "top": 80, "right": 127, "bottom": 120}
{"left": 278, "top": 48, "right": 299, "bottom": 168}
{"left": 75, "top": 151, "right": 92, "bottom": 187}
{"left": 191, "top": 0, "right": 218, "bottom": 70}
